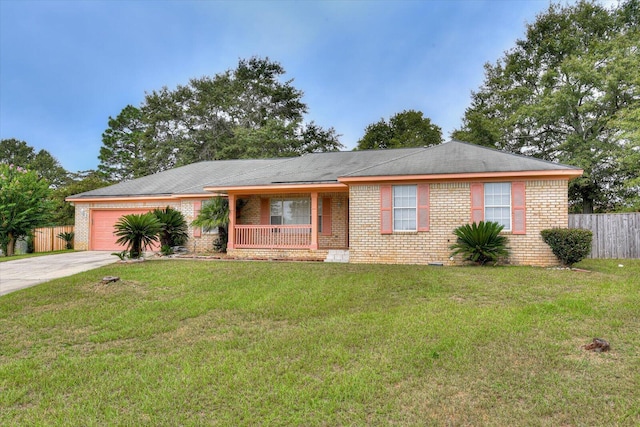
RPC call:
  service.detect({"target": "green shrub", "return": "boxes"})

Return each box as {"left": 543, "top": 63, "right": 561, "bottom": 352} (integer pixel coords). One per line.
{"left": 26, "top": 233, "right": 35, "bottom": 253}
{"left": 114, "top": 213, "right": 162, "bottom": 259}
{"left": 540, "top": 228, "right": 592, "bottom": 266}
{"left": 57, "top": 231, "right": 75, "bottom": 250}
{"left": 152, "top": 207, "right": 189, "bottom": 248}
{"left": 449, "top": 221, "right": 510, "bottom": 265}
{"left": 212, "top": 237, "right": 226, "bottom": 253}
{"left": 160, "top": 245, "right": 173, "bottom": 256}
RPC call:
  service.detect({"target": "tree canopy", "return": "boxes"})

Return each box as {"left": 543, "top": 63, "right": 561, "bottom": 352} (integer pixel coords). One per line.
{"left": 0, "top": 164, "right": 53, "bottom": 256}
{"left": 99, "top": 57, "right": 343, "bottom": 182}
{"left": 356, "top": 110, "right": 443, "bottom": 150}
{"left": 0, "top": 138, "right": 69, "bottom": 188}
{"left": 452, "top": 0, "right": 640, "bottom": 213}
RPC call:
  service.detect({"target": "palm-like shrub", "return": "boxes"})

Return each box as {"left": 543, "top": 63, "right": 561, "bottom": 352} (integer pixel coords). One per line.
{"left": 57, "top": 231, "right": 74, "bottom": 250}
{"left": 114, "top": 213, "right": 162, "bottom": 259}
{"left": 192, "top": 197, "right": 230, "bottom": 252}
{"left": 449, "top": 221, "right": 510, "bottom": 265}
{"left": 152, "top": 206, "right": 188, "bottom": 249}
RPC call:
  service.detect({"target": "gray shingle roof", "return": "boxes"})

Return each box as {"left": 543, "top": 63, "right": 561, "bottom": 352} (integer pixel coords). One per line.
{"left": 68, "top": 140, "right": 581, "bottom": 199}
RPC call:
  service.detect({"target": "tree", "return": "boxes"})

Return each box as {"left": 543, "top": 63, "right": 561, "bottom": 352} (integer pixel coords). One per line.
{"left": 0, "top": 138, "right": 35, "bottom": 165}
{"left": 0, "top": 139, "right": 68, "bottom": 188}
{"left": 192, "top": 197, "right": 232, "bottom": 252}
{"left": 452, "top": 0, "right": 640, "bottom": 213}
{"left": 113, "top": 213, "right": 162, "bottom": 259}
{"left": 98, "top": 105, "right": 151, "bottom": 182}
{"left": 356, "top": 110, "right": 443, "bottom": 150}
{"left": 98, "top": 57, "right": 343, "bottom": 181}
{"left": 0, "top": 164, "right": 53, "bottom": 256}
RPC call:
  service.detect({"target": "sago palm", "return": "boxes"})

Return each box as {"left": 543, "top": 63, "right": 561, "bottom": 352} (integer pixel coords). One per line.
{"left": 114, "top": 213, "right": 162, "bottom": 259}
{"left": 449, "top": 221, "right": 510, "bottom": 265}
{"left": 152, "top": 206, "right": 189, "bottom": 248}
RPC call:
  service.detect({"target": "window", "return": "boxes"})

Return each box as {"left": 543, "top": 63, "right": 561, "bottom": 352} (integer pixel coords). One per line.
{"left": 485, "top": 183, "right": 511, "bottom": 230}
{"left": 381, "top": 184, "right": 429, "bottom": 234}
{"left": 270, "top": 198, "right": 311, "bottom": 225}
{"left": 393, "top": 185, "right": 417, "bottom": 231}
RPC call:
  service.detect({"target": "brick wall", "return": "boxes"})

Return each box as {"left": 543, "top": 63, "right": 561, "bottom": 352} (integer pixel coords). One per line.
{"left": 226, "top": 248, "right": 328, "bottom": 261}
{"left": 348, "top": 180, "right": 568, "bottom": 267}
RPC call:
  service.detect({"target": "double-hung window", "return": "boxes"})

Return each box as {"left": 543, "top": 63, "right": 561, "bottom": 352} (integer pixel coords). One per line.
{"left": 484, "top": 183, "right": 511, "bottom": 230}
{"left": 381, "top": 184, "right": 429, "bottom": 234}
{"left": 393, "top": 185, "right": 417, "bottom": 231}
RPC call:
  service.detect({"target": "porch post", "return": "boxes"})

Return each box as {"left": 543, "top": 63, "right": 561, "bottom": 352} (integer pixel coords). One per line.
{"left": 228, "top": 193, "right": 236, "bottom": 250}
{"left": 310, "top": 192, "right": 319, "bottom": 250}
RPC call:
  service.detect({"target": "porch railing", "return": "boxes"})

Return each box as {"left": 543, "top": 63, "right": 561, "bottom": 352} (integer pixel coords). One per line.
{"left": 234, "top": 225, "right": 312, "bottom": 249}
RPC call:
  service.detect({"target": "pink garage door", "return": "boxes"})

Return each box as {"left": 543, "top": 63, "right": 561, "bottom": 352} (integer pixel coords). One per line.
{"left": 90, "top": 209, "right": 160, "bottom": 251}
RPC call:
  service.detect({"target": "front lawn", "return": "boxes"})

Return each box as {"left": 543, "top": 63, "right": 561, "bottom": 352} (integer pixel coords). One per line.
{"left": 1, "top": 260, "right": 638, "bottom": 425}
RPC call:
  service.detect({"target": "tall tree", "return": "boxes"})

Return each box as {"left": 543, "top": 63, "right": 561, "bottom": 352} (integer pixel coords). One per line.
{"left": 0, "top": 139, "right": 68, "bottom": 188}
{"left": 98, "top": 57, "right": 343, "bottom": 181}
{"left": 0, "top": 164, "right": 53, "bottom": 256}
{"left": 0, "top": 138, "right": 35, "bottom": 165}
{"left": 356, "top": 110, "right": 443, "bottom": 150}
{"left": 98, "top": 105, "right": 151, "bottom": 182}
{"left": 453, "top": 0, "right": 640, "bottom": 213}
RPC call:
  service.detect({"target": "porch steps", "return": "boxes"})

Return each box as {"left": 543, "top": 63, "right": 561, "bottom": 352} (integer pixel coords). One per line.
{"left": 324, "top": 250, "right": 350, "bottom": 263}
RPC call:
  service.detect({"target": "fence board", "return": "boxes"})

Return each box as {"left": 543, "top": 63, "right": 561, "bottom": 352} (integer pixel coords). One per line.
{"left": 568, "top": 213, "right": 639, "bottom": 259}
{"left": 33, "top": 226, "right": 75, "bottom": 252}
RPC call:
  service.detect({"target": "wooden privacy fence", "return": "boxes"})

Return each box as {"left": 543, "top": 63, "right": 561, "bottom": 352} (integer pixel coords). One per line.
{"left": 33, "top": 226, "right": 74, "bottom": 252}
{"left": 568, "top": 213, "right": 640, "bottom": 259}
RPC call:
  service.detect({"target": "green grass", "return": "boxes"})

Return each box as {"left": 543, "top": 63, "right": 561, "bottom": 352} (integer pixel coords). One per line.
{"left": 1, "top": 259, "right": 638, "bottom": 425}
{"left": 0, "top": 250, "right": 75, "bottom": 262}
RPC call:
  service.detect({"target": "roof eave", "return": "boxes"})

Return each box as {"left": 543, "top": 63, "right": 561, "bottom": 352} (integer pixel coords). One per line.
{"left": 204, "top": 182, "right": 349, "bottom": 195}
{"left": 65, "top": 193, "right": 212, "bottom": 203}
{"left": 338, "top": 169, "right": 584, "bottom": 184}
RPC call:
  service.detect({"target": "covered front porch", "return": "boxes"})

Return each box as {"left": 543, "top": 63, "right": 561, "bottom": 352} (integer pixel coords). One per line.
{"left": 217, "top": 186, "right": 349, "bottom": 257}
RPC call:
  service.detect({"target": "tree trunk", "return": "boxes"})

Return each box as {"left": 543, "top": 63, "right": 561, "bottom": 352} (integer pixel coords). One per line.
{"left": 582, "top": 198, "right": 594, "bottom": 214}
{"left": 6, "top": 232, "right": 16, "bottom": 257}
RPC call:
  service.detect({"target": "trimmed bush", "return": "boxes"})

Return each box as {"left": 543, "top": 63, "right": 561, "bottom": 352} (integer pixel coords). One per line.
{"left": 540, "top": 228, "right": 592, "bottom": 266}
{"left": 449, "top": 221, "right": 510, "bottom": 265}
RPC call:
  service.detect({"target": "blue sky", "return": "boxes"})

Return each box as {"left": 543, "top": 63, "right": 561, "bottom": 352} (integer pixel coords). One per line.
{"left": 0, "top": 0, "right": 591, "bottom": 173}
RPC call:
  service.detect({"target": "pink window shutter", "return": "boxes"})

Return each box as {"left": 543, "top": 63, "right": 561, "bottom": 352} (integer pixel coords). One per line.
{"left": 380, "top": 185, "right": 393, "bottom": 234}
{"left": 322, "top": 197, "right": 332, "bottom": 236}
{"left": 193, "top": 200, "right": 202, "bottom": 238}
{"left": 417, "top": 184, "right": 430, "bottom": 231}
{"left": 260, "top": 198, "right": 270, "bottom": 225}
{"left": 512, "top": 182, "right": 526, "bottom": 234}
{"left": 470, "top": 183, "right": 484, "bottom": 224}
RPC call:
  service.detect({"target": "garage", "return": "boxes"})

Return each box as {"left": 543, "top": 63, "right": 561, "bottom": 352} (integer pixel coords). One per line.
{"left": 90, "top": 209, "right": 160, "bottom": 251}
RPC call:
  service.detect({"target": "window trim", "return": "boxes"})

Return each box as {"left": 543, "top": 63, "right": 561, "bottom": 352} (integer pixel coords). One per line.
{"left": 484, "top": 182, "right": 511, "bottom": 231}
{"left": 392, "top": 185, "right": 418, "bottom": 232}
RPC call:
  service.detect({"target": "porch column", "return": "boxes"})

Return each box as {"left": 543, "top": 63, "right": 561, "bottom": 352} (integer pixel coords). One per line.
{"left": 310, "top": 192, "right": 319, "bottom": 250}
{"left": 228, "top": 193, "right": 236, "bottom": 250}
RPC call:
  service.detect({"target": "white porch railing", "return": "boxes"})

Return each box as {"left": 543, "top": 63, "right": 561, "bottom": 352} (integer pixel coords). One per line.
{"left": 234, "top": 225, "right": 312, "bottom": 249}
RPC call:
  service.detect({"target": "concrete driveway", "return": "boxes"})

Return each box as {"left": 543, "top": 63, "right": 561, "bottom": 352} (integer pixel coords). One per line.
{"left": 0, "top": 251, "right": 116, "bottom": 296}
